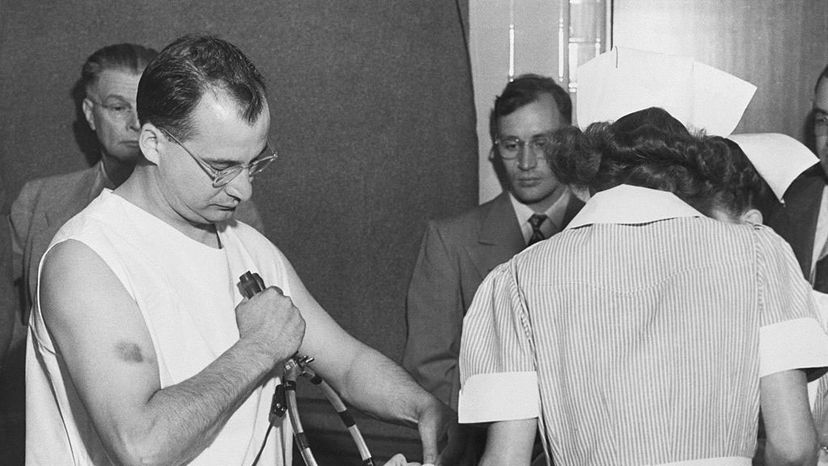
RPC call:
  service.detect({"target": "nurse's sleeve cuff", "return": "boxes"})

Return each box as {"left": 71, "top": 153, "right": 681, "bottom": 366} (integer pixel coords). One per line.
{"left": 760, "top": 317, "right": 828, "bottom": 378}
{"left": 457, "top": 371, "right": 539, "bottom": 424}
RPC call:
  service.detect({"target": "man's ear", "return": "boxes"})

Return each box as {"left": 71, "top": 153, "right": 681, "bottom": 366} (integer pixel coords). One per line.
{"left": 82, "top": 98, "right": 96, "bottom": 131}
{"left": 741, "top": 208, "right": 764, "bottom": 225}
{"left": 488, "top": 147, "right": 511, "bottom": 192}
{"left": 139, "top": 123, "right": 162, "bottom": 165}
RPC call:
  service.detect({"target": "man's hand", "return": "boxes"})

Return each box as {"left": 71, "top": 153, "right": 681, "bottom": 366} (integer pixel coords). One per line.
{"left": 382, "top": 453, "right": 425, "bottom": 466}
{"left": 414, "top": 398, "right": 458, "bottom": 466}
{"left": 235, "top": 286, "right": 305, "bottom": 364}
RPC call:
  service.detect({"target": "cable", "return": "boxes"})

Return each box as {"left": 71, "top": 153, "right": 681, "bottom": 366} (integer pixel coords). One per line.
{"left": 251, "top": 423, "right": 274, "bottom": 466}
{"left": 239, "top": 271, "right": 375, "bottom": 466}
{"left": 306, "top": 371, "right": 374, "bottom": 465}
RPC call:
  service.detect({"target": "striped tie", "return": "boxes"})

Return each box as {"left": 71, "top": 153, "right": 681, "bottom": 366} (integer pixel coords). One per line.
{"left": 528, "top": 214, "right": 548, "bottom": 246}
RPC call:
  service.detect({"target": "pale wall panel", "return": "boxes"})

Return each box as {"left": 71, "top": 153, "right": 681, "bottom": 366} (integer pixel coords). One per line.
{"left": 613, "top": 0, "right": 828, "bottom": 141}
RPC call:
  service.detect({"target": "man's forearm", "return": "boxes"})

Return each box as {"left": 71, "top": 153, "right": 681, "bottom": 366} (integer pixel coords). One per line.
{"left": 336, "top": 345, "right": 435, "bottom": 425}
{"left": 108, "top": 338, "right": 276, "bottom": 465}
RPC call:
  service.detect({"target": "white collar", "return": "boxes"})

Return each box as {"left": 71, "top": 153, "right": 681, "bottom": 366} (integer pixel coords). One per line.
{"left": 508, "top": 189, "right": 572, "bottom": 243}
{"left": 508, "top": 189, "right": 571, "bottom": 223}
{"left": 97, "top": 159, "right": 117, "bottom": 190}
{"left": 565, "top": 184, "right": 703, "bottom": 230}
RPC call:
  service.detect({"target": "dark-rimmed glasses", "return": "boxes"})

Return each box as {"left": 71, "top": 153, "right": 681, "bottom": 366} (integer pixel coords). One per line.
{"left": 159, "top": 128, "right": 278, "bottom": 188}
{"left": 494, "top": 133, "right": 555, "bottom": 160}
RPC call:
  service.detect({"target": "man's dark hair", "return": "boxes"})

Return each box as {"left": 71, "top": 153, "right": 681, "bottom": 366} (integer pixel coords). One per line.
{"left": 81, "top": 43, "right": 158, "bottom": 93}
{"left": 488, "top": 74, "right": 572, "bottom": 143}
{"left": 137, "top": 34, "right": 268, "bottom": 141}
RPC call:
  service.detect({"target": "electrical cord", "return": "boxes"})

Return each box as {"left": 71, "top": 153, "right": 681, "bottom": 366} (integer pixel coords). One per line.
{"left": 239, "top": 271, "right": 375, "bottom": 466}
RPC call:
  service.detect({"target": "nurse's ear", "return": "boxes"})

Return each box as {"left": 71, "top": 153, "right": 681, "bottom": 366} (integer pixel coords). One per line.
{"left": 740, "top": 208, "right": 764, "bottom": 225}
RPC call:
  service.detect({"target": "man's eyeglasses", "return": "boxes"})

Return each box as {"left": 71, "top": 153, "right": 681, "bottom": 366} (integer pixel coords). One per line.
{"left": 159, "top": 128, "right": 278, "bottom": 188}
{"left": 87, "top": 98, "right": 136, "bottom": 122}
{"left": 494, "top": 133, "right": 555, "bottom": 160}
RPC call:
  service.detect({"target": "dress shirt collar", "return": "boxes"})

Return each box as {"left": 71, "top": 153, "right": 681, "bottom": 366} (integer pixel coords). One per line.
{"left": 565, "top": 184, "right": 702, "bottom": 230}
{"left": 509, "top": 189, "right": 572, "bottom": 243}
{"left": 97, "top": 159, "right": 118, "bottom": 190}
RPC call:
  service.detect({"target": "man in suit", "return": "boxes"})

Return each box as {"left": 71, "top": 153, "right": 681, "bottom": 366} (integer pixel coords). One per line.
{"left": 10, "top": 43, "right": 264, "bottom": 323}
{"left": 402, "top": 74, "right": 582, "bottom": 411}
{"left": 765, "top": 64, "right": 828, "bottom": 289}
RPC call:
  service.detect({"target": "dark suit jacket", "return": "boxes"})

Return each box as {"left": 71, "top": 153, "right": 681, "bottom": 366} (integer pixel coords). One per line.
{"left": 0, "top": 187, "right": 15, "bottom": 369}
{"left": 765, "top": 164, "right": 825, "bottom": 284}
{"left": 9, "top": 162, "right": 265, "bottom": 323}
{"left": 402, "top": 191, "right": 582, "bottom": 409}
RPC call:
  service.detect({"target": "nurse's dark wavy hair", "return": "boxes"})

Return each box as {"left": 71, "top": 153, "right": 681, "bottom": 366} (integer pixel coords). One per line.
{"left": 547, "top": 107, "right": 774, "bottom": 218}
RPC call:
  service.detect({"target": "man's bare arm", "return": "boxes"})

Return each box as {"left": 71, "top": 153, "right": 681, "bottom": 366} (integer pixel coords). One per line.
{"left": 279, "top": 255, "right": 455, "bottom": 464}
{"left": 40, "top": 239, "right": 305, "bottom": 465}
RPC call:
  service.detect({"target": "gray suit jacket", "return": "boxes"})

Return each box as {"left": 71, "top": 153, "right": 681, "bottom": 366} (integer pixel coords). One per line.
{"left": 10, "top": 162, "right": 265, "bottom": 323}
{"left": 402, "top": 191, "right": 582, "bottom": 409}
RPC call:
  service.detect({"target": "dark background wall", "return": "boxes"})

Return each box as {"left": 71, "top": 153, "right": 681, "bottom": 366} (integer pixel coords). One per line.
{"left": 0, "top": 1, "right": 477, "bottom": 464}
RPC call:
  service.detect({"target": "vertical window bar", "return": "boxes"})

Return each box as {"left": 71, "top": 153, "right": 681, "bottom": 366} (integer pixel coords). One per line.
{"left": 508, "top": 0, "right": 515, "bottom": 81}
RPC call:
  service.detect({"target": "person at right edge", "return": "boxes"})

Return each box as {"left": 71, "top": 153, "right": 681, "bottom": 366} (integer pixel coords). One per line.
{"left": 765, "top": 63, "right": 828, "bottom": 292}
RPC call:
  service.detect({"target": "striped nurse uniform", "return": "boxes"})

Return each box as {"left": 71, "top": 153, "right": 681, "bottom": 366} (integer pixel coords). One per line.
{"left": 459, "top": 184, "right": 828, "bottom": 466}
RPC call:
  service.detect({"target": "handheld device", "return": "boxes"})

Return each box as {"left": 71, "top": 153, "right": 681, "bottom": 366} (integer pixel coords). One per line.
{"left": 238, "top": 271, "right": 374, "bottom": 466}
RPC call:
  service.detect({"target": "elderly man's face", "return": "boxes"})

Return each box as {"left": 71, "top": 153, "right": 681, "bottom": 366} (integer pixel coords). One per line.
{"left": 814, "top": 77, "right": 828, "bottom": 170}
{"left": 496, "top": 94, "right": 567, "bottom": 212}
{"left": 83, "top": 68, "right": 143, "bottom": 163}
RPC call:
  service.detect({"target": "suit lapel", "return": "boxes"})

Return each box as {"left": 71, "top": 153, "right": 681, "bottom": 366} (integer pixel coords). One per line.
{"left": 464, "top": 192, "right": 586, "bottom": 280}
{"left": 561, "top": 196, "right": 585, "bottom": 229}
{"left": 467, "top": 192, "right": 525, "bottom": 279}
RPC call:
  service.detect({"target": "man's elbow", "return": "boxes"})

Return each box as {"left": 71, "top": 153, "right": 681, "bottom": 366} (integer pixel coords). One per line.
{"left": 108, "top": 428, "right": 198, "bottom": 466}
{"left": 108, "top": 437, "right": 166, "bottom": 466}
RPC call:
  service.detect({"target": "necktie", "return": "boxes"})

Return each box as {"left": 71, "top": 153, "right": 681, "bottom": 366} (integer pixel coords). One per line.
{"left": 528, "top": 214, "right": 548, "bottom": 246}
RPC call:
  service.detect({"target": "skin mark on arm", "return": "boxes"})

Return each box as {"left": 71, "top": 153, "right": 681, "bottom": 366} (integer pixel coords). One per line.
{"left": 116, "top": 341, "right": 146, "bottom": 363}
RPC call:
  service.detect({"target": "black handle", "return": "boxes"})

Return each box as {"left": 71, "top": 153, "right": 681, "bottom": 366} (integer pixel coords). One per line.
{"left": 239, "top": 271, "right": 265, "bottom": 299}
